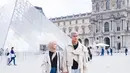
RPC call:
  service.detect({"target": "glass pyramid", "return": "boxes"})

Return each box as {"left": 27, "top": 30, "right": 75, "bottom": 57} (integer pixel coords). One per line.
{"left": 0, "top": 0, "right": 71, "bottom": 52}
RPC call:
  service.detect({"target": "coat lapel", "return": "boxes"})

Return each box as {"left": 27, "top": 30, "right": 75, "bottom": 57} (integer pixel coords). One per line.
{"left": 51, "top": 52, "right": 57, "bottom": 61}
{"left": 46, "top": 51, "right": 51, "bottom": 66}
{"left": 71, "top": 42, "right": 83, "bottom": 55}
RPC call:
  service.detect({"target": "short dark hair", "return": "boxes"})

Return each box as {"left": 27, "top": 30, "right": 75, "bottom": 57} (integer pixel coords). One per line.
{"left": 11, "top": 47, "right": 14, "bottom": 49}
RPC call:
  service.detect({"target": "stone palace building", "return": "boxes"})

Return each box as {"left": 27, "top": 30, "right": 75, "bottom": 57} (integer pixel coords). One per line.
{"left": 50, "top": 0, "right": 130, "bottom": 51}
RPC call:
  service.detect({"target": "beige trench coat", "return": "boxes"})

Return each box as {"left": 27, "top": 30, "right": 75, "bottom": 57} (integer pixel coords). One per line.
{"left": 41, "top": 51, "right": 63, "bottom": 73}
{"left": 62, "top": 42, "right": 88, "bottom": 73}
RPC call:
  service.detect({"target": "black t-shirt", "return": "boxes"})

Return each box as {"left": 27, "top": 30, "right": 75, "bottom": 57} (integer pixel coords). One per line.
{"left": 49, "top": 51, "right": 57, "bottom": 68}
{"left": 72, "top": 42, "right": 79, "bottom": 69}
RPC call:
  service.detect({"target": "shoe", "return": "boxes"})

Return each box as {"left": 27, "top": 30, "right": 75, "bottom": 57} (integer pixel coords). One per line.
{"left": 7, "top": 64, "right": 11, "bottom": 66}
{"left": 14, "top": 64, "right": 17, "bottom": 66}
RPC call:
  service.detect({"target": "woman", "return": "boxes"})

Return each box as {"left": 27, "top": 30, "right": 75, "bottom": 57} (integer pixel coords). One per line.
{"left": 8, "top": 47, "right": 16, "bottom": 66}
{"left": 41, "top": 41, "right": 63, "bottom": 73}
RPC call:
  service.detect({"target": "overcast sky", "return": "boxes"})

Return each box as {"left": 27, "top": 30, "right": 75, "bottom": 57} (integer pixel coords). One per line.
{"left": 0, "top": 0, "right": 92, "bottom": 18}
{"left": 29, "top": 0, "right": 92, "bottom": 18}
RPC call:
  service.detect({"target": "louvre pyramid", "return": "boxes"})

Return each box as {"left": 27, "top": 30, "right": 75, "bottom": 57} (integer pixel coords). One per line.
{"left": 0, "top": 0, "right": 71, "bottom": 52}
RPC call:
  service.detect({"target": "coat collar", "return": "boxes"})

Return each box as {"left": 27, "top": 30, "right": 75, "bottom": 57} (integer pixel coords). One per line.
{"left": 45, "top": 51, "right": 59, "bottom": 65}
{"left": 68, "top": 42, "right": 83, "bottom": 55}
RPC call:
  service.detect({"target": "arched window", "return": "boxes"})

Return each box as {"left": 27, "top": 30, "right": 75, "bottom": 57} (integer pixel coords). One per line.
{"left": 96, "top": 3, "right": 99, "bottom": 12}
{"left": 104, "top": 37, "right": 110, "bottom": 49}
{"left": 104, "top": 22, "right": 109, "bottom": 32}
{"left": 116, "top": 21, "right": 121, "bottom": 31}
{"left": 106, "top": 0, "right": 110, "bottom": 10}
{"left": 117, "top": 0, "right": 121, "bottom": 9}
{"left": 117, "top": 42, "right": 121, "bottom": 50}
{"left": 117, "top": 26, "right": 120, "bottom": 31}
{"left": 84, "top": 38, "right": 89, "bottom": 47}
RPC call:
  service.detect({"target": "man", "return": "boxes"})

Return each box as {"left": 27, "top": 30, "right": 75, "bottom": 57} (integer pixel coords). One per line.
{"left": 110, "top": 48, "right": 113, "bottom": 56}
{"left": 8, "top": 47, "right": 16, "bottom": 66}
{"left": 107, "top": 49, "right": 109, "bottom": 55}
{"left": 101, "top": 47, "right": 104, "bottom": 56}
{"left": 41, "top": 41, "right": 63, "bottom": 73}
{"left": 62, "top": 32, "right": 88, "bottom": 73}
{"left": 125, "top": 48, "right": 128, "bottom": 56}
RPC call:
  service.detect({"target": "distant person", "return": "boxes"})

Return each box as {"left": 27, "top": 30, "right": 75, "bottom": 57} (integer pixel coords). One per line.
{"left": 110, "top": 48, "right": 113, "bottom": 56}
{"left": 5, "top": 48, "right": 9, "bottom": 56}
{"left": 107, "top": 49, "right": 109, "bottom": 55}
{"left": 0, "top": 48, "right": 4, "bottom": 56}
{"left": 8, "top": 47, "right": 16, "bottom": 66}
{"left": 6, "top": 52, "right": 10, "bottom": 65}
{"left": 125, "top": 48, "right": 128, "bottom": 56}
{"left": 101, "top": 47, "right": 104, "bottom": 56}
{"left": 88, "top": 47, "right": 92, "bottom": 61}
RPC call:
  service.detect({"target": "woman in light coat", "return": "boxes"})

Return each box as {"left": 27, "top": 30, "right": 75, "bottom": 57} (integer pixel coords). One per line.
{"left": 41, "top": 41, "right": 63, "bottom": 73}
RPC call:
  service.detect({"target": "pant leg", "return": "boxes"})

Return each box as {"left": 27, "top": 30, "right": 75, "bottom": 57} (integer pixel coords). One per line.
{"left": 8, "top": 57, "right": 13, "bottom": 64}
{"left": 50, "top": 68, "right": 57, "bottom": 73}
{"left": 13, "top": 57, "right": 16, "bottom": 65}
{"left": 125, "top": 53, "right": 127, "bottom": 55}
{"left": 71, "top": 69, "right": 75, "bottom": 73}
{"left": 71, "top": 69, "right": 80, "bottom": 73}
{"left": 90, "top": 54, "right": 92, "bottom": 60}
{"left": 88, "top": 57, "right": 90, "bottom": 61}
{"left": 76, "top": 69, "right": 80, "bottom": 73}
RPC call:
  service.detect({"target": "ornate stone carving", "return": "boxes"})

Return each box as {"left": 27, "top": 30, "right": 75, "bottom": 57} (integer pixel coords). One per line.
{"left": 122, "top": 0, "right": 125, "bottom": 5}
{"left": 96, "top": 14, "right": 103, "bottom": 20}
{"left": 69, "top": 27, "right": 72, "bottom": 33}
{"left": 110, "top": 12, "right": 124, "bottom": 20}
{"left": 75, "top": 26, "right": 79, "bottom": 32}
{"left": 111, "top": 0, "right": 116, "bottom": 7}
{"left": 88, "top": 25, "right": 93, "bottom": 33}
{"left": 101, "top": 1, "right": 104, "bottom": 9}
{"left": 81, "top": 25, "right": 85, "bottom": 34}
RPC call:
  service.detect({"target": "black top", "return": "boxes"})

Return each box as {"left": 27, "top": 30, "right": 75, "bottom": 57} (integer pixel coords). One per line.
{"left": 72, "top": 42, "right": 79, "bottom": 69}
{"left": 87, "top": 47, "right": 92, "bottom": 55}
{"left": 49, "top": 51, "right": 57, "bottom": 68}
{"left": 125, "top": 48, "right": 128, "bottom": 52}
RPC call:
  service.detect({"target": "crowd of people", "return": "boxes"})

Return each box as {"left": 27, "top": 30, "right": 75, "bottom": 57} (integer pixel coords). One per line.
{"left": 100, "top": 47, "right": 128, "bottom": 56}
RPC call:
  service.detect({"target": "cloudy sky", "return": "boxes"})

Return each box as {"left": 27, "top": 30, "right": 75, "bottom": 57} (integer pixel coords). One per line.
{"left": 0, "top": 0, "right": 92, "bottom": 18}
{"left": 29, "top": 0, "right": 92, "bottom": 18}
